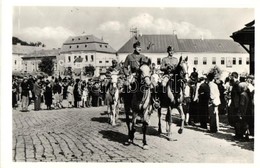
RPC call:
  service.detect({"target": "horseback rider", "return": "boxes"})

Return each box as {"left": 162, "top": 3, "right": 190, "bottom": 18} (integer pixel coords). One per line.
{"left": 160, "top": 46, "right": 179, "bottom": 87}
{"left": 123, "top": 41, "right": 147, "bottom": 89}
{"left": 123, "top": 40, "right": 147, "bottom": 145}
{"left": 160, "top": 46, "right": 179, "bottom": 103}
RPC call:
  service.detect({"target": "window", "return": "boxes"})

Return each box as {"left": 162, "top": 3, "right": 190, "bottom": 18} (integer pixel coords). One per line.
{"left": 77, "top": 45, "right": 79, "bottom": 48}
{"left": 239, "top": 57, "right": 242, "bottom": 65}
{"left": 194, "top": 57, "right": 198, "bottom": 65}
{"left": 203, "top": 57, "right": 207, "bottom": 65}
{"left": 246, "top": 57, "right": 249, "bottom": 65}
{"left": 72, "top": 38, "right": 74, "bottom": 41}
{"left": 85, "top": 45, "right": 87, "bottom": 48}
{"left": 100, "top": 45, "right": 102, "bottom": 48}
{"left": 78, "top": 38, "right": 80, "bottom": 40}
{"left": 221, "top": 57, "right": 225, "bottom": 65}
{"left": 212, "top": 57, "right": 216, "bottom": 65}
{"left": 85, "top": 55, "right": 88, "bottom": 62}
{"left": 99, "top": 61, "right": 102, "bottom": 63}
{"left": 91, "top": 55, "right": 94, "bottom": 62}
{"left": 69, "top": 46, "right": 72, "bottom": 48}
{"left": 233, "top": 57, "right": 236, "bottom": 65}
{"left": 105, "top": 45, "right": 108, "bottom": 48}
{"left": 79, "top": 55, "right": 81, "bottom": 58}
{"left": 74, "top": 56, "right": 77, "bottom": 59}
{"left": 68, "top": 56, "right": 71, "bottom": 62}
{"left": 157, "top": 58, "right": 161, "bottom": 65}
{"left": 14, "top": 60, "right": 17, "bottom": 65}
{"left": 106, "top": 60, "right": 109, "bottom": 63}
{"left": 86, "top": 37, "right": 89, "bottom": 40}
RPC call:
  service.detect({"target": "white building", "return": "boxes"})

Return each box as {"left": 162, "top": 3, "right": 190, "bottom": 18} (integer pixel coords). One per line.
{"left": 12, "top": 44, "right": 44, "bottom": 72}
{"left": 22, "top": 48, "right": 59, "bottom": 73}
{"left": 59, "top": 34, "right": 117, "bottom": 75}
{"left": 117, "top": 34, "right": 249, "bottom": 75}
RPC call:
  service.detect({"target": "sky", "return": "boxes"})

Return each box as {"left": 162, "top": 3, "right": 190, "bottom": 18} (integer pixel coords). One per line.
{"left": 12, "top": 7, "right": 254, "bottom": 50}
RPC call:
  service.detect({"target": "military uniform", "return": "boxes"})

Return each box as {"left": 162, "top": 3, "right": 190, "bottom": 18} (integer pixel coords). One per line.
{"left": 123, "top": 52, "right": 146, "bottom": 76}
{"left": 160, "top": 56, "right": 178, "bottom": 87}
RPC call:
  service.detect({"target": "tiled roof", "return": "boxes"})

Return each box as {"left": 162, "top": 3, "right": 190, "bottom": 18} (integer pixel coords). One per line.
{"left": 12, "top": 45, "right": 44, "bottom": 55}
{"left": 118, "top": 34, "right": 179, "bottom": 53}
{"left": 118, "top": 34, "right": 246, "bottom": 53}
{"left": 178, "top": 39, "right": 246, "bottom": 53}
{"left": 60, "top": 34, "right": 116, "bottom": 54}
{"left": 24, "top": 48, "right": 60, "bottom": 58}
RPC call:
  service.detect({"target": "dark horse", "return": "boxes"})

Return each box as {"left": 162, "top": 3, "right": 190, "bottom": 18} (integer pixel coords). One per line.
{"left": 123, "top": 57, "right": 152, "bottom": 149}
{"left": 152, "top": 56, "right": 189, "bottom": 141}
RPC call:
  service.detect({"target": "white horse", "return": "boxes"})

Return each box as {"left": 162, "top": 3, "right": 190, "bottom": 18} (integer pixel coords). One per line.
{"left": 105, "top": 70, "right": 121, "bottom": 126}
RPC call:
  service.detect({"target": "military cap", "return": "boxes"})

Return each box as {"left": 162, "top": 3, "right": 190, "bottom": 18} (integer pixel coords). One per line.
{"left": 133, "top": 41, "right": 141, "bottom": 48}
{"left": 167, "top": 45, "right": 174, "bottom": 52}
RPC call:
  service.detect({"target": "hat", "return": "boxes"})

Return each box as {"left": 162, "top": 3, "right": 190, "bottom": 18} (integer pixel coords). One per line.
{"left": 112, "top": 59, "right": 117, "bottom": 64}
{"left": 167, "top": 46, "right": 174, "bottom": 52}
{"left": 133, "top": 41, "right": 141, "bottom": 48}
{"left": 247, "top": 74, "right": 254, "bottom": 80}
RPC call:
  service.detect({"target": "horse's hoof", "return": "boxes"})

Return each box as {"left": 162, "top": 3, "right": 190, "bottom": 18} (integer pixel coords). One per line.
{"left": 178, "top": 128, "right": 183, "bottom": 134}
{"left": 158, "top": 129, "right": 162, "bottom": 135}
{"left": 123, "top": 139, "right": 133, "bottom": 146}
{"left": 143, "top": 144, "right": 149, "bottom": 150}
{"left": 167, "top": 136, "right": 174, "bottom": 141}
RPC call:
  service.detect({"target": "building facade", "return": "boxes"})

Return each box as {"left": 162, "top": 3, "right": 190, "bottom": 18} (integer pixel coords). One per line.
{"left": 118, "top": 34, "right": 249, "bottom": 75}
{"left": 22, "top": 48, "right": 59, "bottom": 73}
{"left": 59, "top": 34, "right": 117, "bottom": 75}
{"left": 12, "top": 44, "right": 44, "bottom": 72}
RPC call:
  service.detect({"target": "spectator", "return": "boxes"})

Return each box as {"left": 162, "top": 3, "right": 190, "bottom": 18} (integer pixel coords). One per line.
{"left": 20, "top": 76, "right": 30, "bottom": 112}
{"left": 53, "top": 79, "right": 62, "bottom": 109}
{"left": 229, "top": 72, "right": 240, "bottom": 127}
{"left": 44, "top": 80, "right": 52, "bottom": 110}
{"left": 207, "top": 73, "right": 221, "bottom": 133}
{"left": 33, "top": 78, "right": 42, "bottom": 111}
{"left": 67, "top": 82, "right": 74, "bottom": 108}
{"left": 190, "top": 67, "right": 199, "bottom": 84}
{"left": 12, "top": 77, "right": 18, "bottom": 109}
{"left": 197, "top": 76, "right": 210, "bottom": 129}
{"left": 73, "top": 78, "right": 81, "bottom": 108}
{"left": 234, "top": 83, "right": 250, "bottom": 140}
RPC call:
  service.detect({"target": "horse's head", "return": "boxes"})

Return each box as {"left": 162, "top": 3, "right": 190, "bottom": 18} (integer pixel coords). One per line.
{"left": 139, "top": 57, "right": 152, "bottom": 86}
{"left": 177, "top": 56, "right": 189, "bottom": 81}
{"left": 110, "top": 71, "right": 119, "bottom": 88}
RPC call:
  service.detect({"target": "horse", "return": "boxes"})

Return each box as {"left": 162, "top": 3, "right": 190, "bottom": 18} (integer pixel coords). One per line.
{"left": 123, "top": 57, "right": 152, "bottom": 149}
{"left": 152, "top": 56, "right": 189, "bottom": 141}
{"left": 105, "top": 70, "right": 123, "bottom": 126}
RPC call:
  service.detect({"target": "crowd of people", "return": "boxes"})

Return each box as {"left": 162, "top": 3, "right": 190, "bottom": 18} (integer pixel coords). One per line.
{"left": 12, "top": 75, "right": 109, "bottom": 112}
{"left": 183, "top": 70, "right": 255, "bottom": 141}
{"left": 12, "top": 41, "right": 255, "bottom": 142}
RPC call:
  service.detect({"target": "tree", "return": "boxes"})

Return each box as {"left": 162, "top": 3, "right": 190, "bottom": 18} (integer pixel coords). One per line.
{"left": 84, "top": 65, "right": 95, "bottom": 76}
{"left": 38, "top": 57, "right": 54, "bottom": 76}
{"left": 208, "top": 65, "right": 222, "bottom": 79}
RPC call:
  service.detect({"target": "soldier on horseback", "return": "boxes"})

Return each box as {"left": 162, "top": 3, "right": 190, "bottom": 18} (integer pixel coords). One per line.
{"left": 156, "top": 46, "right": 187, "bottom": 140}
{"left": 160, "top": 46, "right": 179, "bottom": 88}
{"left": 122, "top": 41, "right": 148, "bottom": 146}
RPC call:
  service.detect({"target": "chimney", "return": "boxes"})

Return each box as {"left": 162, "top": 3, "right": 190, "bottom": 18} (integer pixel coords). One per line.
{"left": 200, "top": 35, "right": 204, "bottom": 40}
{"left": 173, "top": 30, "right": 177, "bottom": 35}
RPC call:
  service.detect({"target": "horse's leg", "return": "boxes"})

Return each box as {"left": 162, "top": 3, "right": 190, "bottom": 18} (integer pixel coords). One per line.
{"left": 167, "top": 107, "right": 174, "bottom": 141}
{"left": 111, "top": 103, "right": 116, "bottom": 126}
{"left": 132, "top": 112, "right": 137, "bottom": 140}
{"left": 158, "top": 107, "right": 162, "bottom": 134}
{"left": 142, "top": 121, "right": 149, "bottom": 149}
{"left": 177, "top": 105, "right": 185, "bottom": 134}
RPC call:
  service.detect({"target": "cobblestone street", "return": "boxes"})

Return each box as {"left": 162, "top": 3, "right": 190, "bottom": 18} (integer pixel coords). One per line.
{"left": 12, "top": 105, "right": 254, "bottom": 163}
